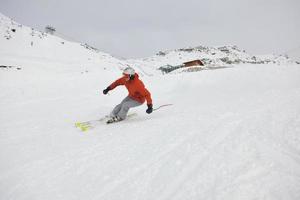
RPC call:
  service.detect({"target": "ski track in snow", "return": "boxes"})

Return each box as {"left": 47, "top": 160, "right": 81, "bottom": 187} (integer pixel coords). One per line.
{"left": 0, "top": 17, "right": 300, "bottom": 200}
{"left": 1, "top": 13, "right": 300, "bottom": 199}
{"left": 1, "top": 56, "right": 300, "bottom": 199}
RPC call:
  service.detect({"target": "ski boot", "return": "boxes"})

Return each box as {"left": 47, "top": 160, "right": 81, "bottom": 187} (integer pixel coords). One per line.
{"left": 106, "top": 116, "right": 123, "bottom": 124}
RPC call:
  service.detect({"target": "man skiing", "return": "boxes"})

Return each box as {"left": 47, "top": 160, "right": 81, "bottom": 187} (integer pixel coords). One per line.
{"left": 103, "top": 67, "right": 153, "bottom": 124}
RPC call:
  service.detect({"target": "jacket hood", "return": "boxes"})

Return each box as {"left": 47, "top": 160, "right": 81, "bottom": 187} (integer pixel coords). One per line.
{"left": 134, "top": 73, "right": 139, "bottom": 79}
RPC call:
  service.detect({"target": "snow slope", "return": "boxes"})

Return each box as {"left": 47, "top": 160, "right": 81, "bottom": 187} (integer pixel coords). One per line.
{"left": 1, "top": 13, "right": 300, "bottom": 200}
{"left": 0, "top": 12, "right": 128, "bottom": 72}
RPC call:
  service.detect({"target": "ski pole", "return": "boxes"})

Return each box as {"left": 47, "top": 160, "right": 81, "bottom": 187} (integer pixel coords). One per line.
{"left": 153, "top": 103, "right": 173, "bottom": 111}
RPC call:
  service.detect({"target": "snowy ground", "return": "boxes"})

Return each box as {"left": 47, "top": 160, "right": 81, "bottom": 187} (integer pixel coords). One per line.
{"left": 1, "top": 11, "right": 300, "bottom": 200}
{"left": 1, "top": 57, "right": 300, "bottom": 199}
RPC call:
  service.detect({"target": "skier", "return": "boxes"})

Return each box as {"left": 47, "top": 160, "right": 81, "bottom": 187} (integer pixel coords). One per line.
{"left": 103, "top": 67, "right": 153, "bottom": 123}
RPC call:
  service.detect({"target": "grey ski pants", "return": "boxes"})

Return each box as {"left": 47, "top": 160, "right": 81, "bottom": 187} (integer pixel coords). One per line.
{"left": 110, "top": 96, "right": 142, "bottom": 119}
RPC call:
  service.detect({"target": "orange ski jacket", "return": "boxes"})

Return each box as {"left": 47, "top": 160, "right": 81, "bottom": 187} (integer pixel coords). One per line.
{"left": 108, "top": 73, "right": 152, "bottom": 105}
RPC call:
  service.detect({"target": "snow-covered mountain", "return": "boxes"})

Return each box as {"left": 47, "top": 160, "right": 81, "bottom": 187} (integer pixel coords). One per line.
{"left": 286, "top": 46, "right": 300, "bottom": 62}
{"left": 1, "top": 12, "right": 297, "bottom": 76}
{"left": 0, "top": 12, "right": 128, "bottom": 73}
{"left": 128, "top": 45, "right": 297, "bottom": 75}
{"left": 1, "top": 13, "right": 300, "bottom": 200}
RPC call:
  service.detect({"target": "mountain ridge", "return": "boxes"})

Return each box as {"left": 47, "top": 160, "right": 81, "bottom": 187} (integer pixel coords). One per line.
{"left": 0, "top": 12, "right": 298, "bottom": 75}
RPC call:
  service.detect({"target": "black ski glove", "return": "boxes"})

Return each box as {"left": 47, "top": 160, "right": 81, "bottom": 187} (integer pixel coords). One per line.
{"left": 146, "top": 104, "right": 153, "bottom": 114}
{"left": 103, "top": 87, "right": 110, "bottom": 95}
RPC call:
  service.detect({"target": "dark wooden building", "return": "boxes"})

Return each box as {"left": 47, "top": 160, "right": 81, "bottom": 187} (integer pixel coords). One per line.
{"left": 183, "top": 60, "right": 204, "bottom": 67}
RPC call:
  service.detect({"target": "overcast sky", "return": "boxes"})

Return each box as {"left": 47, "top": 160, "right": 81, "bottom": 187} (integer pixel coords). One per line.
{"left": 1, "top": 0, "right": 299, "bottom": 58}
